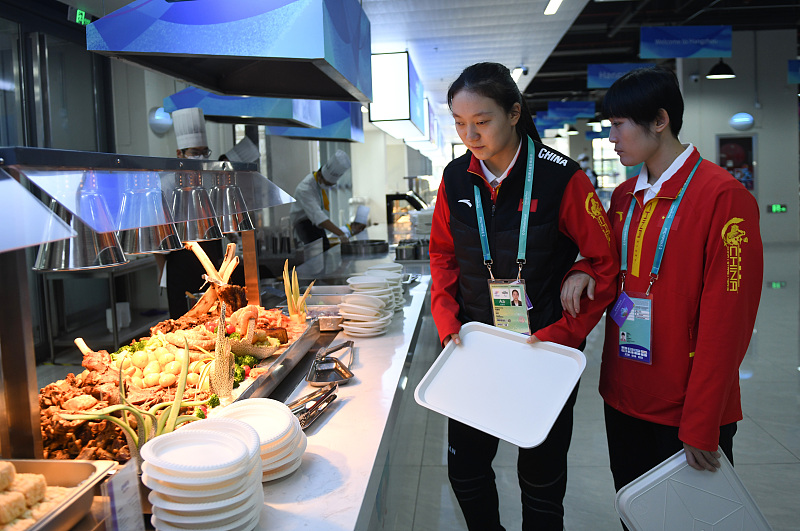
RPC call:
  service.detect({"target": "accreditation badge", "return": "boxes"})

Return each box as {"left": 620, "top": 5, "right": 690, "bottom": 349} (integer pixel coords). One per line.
{"left": 488, "top": 279, "right": 530, "bottom": 335}
{"left": 616, "top": 292, "right": 652, "bottom": 364}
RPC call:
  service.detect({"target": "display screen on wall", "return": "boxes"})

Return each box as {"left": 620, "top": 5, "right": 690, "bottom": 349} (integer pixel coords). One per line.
{"left": 717, "top": 135, "right": 755, "bottom": 191}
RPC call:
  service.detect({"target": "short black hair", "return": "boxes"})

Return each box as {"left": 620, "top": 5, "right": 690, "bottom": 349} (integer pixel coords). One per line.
{"left": 602, "top": 66, "right": 684, "bottom": 138}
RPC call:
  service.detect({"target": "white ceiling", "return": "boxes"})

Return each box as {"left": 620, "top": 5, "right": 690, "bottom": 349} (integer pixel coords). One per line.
{"left": 362, "top": 0, "right": 589, "bottom": 143}
{"left": 66, "top": 0, "right": 589, "bottom": 145}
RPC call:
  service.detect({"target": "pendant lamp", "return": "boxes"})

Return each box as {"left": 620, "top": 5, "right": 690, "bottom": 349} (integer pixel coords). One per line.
{"left": 117, "top": 172, "right": 182, "bottom": 254}
{"left": 34, "top": 198, "right": 128, "bottom": 271}
{"left": 706, "top": 59, "right": 736, "bottom": 80}
{"left": 171, "top": 171, "right": 223, "bottom": 242}
{"left": 209, "top": 171, "right": 255, "bottom": 233}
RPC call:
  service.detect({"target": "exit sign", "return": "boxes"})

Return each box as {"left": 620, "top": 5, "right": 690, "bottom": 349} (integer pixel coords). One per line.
{"left": 769, "top": 281, "right": 787, "bottom": 289}
{"left": 67, "top": 7, "right": 94, "bottom": 26}
{"left": 767, "top": 204, "right": 787, "bottom": 213}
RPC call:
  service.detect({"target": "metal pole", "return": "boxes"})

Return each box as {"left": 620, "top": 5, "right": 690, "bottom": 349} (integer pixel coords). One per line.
{"left": 0, "top": 248, "right": 44, "bottom": 458}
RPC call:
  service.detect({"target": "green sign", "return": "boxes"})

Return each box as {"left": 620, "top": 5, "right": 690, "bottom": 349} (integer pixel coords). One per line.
{"left": 68, "top": 7, "right": 93, "bottom": 26}
{"left": 768, "top": 204, "right": 787, "bottom": 213}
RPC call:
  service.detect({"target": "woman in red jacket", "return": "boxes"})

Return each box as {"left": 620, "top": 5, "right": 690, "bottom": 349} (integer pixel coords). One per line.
{"left": 563, "top": 67, "right": 763, "bottom": 501}
{"left": 430, "top": 62, "right": 619, "bottom": 531}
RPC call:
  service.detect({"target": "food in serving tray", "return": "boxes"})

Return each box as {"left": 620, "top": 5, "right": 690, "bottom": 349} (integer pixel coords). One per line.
{"left": 0, "top": 462, "right": 75, "bottom": 529}
{"left": 40, "top": 242, "right": 311, "bottom": 464}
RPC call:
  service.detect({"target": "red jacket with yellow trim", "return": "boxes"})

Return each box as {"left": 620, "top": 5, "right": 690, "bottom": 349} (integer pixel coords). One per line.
{"left": 600, "top": 147, "right": 763, "bottom": 451}
{"left": 429, "top": 139, "right": 619, "bottom": 348}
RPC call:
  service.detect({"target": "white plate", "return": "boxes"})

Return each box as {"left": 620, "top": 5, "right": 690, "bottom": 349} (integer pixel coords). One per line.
{"left": 141, "top": 430, "right": 249, "bottom": 475}
{"left": 141, "top": 461, "right": 246, "bottom": 488}
{"left": 262, "top": 431, "right": 307, "bottom": 471}
{"left": 365, "top": 262, "right": 403, "bottom": 273}
{"left": 616, "top": 450, "right": 772, "bottom": 531}
{"left": 262, "top": 454, "right": 303, "bottom": 482}
{"left": 341, "top": 293, "right": 386, "bottom": 309}
{"left": 260, "top": 421, "right": 300, "bottom": 456}
{"left": 337, "top": 303, "right": 382, "bottom": 317}
{"left": 261, "top": 428, "right": 304, "bottom": 462}
{"left": 142, "top": 468, "right": 257, "bottom": 502}
{"left": 366, "top": 270, "right": 403, "bottom": 282}
{"left": 149, "top": 477, "right": 259, "bottom": 513}
{"left": 414, "top": 322, "right": 585, "bottom": 448}
{"left": 214, "top": 399, "right": 297, "bottom": 447}
{"left": 339, "top": 310, "right": 393, "bottom": 322}
{"left": 343, "top": 328, "right": 388, "bottom": 338}
{"left": 151, "top": 501, "right": 261, "bottom": 531}
{"left": 180, "top": 418, "right": 261, "bottom": 466}
{"left": 346, "top": 275, "right": 390, "bottom": 289}
{"left": 348, "top": 287, "right": 393, "bottom": 297}
{"left": 341, "top": 320, "right": 390, "bottom": 331}
{"left": 153, "top": 491, "right": 258, "bottom": 527}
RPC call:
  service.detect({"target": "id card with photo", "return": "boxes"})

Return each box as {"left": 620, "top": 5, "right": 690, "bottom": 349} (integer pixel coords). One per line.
{"left": 617, "top": 293, "right": 652, "bottom": 364}
{"left": 488, "top": 279, "right": 530, "bottom": 335}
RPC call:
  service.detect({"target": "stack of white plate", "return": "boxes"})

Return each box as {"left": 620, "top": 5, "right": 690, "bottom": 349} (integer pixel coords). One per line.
{"left": 214, "top": 398, "right": 307, "bottom": 482}
{"left": 337, "top": 293, "right": 393, "bottom": 337}
{"left": 346, "top": 276, "right": 393, "bottom": 304}
{"left": 366, "top": 262, "right": 404, "bottom": 275}
{"left": 365, "top": 268, "right": 404, "bottom": 311}
{"left": 141, "top": 421, "right": 263, "bottom": 531}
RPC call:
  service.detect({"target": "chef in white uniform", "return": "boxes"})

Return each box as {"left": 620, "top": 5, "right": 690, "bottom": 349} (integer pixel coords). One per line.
{"left": 290, "top": 149, "right": 364, "bottom": 250}
{"left": 221, "top": 136, "right": 259, "bottom": 164}
{"left": 161, "top": 107, "right": 225, "bottom": 318}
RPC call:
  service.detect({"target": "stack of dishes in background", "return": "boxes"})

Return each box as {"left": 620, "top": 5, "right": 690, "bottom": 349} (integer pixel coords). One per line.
{"left": 213, "top": 398, "right": 307, "bottom": 482}
{"left": 366, "top": 264, "right": 405, "bottom": 312}
{"left": 141, "top": 418, "right": 263, "bottom": 531}
{"left": 337, "top": 292, "right": 393, "bottom": 337}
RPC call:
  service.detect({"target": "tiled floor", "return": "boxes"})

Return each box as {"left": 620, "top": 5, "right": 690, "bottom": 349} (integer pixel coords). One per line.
{"left": 35, "top": 245, "right": 799, "bottom": 530}
{"left": 380, "top": 244, "right": 800, "bottom": 531}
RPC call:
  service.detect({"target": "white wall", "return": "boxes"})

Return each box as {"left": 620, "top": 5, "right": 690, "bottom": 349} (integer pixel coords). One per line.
{"left": 352, "top": 127, "right": 389, "bottom": 224}
{"left": 111, "top": 62, "right": 235, "bottom": 159}
{"left": 680, "top": 29, "right": 799, "bottom": 243}
{"left": 264, "top": 136, "right": 316, "bottom": 229}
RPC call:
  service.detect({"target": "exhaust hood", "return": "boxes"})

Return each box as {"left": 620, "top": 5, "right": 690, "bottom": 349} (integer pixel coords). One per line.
{"left": 163, "top": 86, "right": 322, "bottom": 128}
{"left": 87, "top": 0, "right": 372, "bottom": 103}
{"left": 264, "top": 101, "right": 364, "bottom": 143}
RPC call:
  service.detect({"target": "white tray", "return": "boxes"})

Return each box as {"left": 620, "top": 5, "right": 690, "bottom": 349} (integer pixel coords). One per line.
{"left": 616, "top": 450, "right": 772, "bottom": 531}
{"left": 414, "top": 321, "right": 585, "bottom": 448}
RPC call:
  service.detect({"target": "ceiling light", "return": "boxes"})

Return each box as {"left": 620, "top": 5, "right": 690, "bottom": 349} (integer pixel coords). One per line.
{"left": 512, "top": 66, "right": 528, "bottom": 82}
{"left": 544, "top": 0, "right": 563, "bottom": 16}
{"left": 706, "top": 59, "right": 736, "bottom": 80}
{"left": 567, "top": 125, "right": 579, "bottom": 136}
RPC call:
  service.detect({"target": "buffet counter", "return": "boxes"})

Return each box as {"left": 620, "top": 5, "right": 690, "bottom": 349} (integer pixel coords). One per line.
{"left": 260, "top": 260, "right": 431, "bottom": 530}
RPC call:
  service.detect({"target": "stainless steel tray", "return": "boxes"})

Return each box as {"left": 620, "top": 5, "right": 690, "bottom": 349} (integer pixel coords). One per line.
{"left": 234, "top": 319, "right": 321, "bottom": 401}
{"left": 4, "top": 459, "right": 115, "bottom": 531}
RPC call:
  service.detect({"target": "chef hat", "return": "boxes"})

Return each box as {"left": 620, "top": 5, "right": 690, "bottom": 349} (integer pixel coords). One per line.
{"left": 224, "top": 136, "right": 259, "bottom": 163}
{"left": 173, "top": 107, "right": 208, "bottom": 150}
{"left": 320, "top": 149, "right": 351, "bottom": 183}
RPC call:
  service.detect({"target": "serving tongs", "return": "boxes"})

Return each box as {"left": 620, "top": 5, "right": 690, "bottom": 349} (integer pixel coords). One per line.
{"left": 305, "top": 341, "right": 355, "bottom": 387}
{"left": 286, "top": 382, "right": 338, "bottom": 429}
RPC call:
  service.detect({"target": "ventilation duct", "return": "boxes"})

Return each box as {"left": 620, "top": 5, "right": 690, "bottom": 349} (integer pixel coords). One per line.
{"left": 87, "top": 0, "right": 372, "bottom": 103}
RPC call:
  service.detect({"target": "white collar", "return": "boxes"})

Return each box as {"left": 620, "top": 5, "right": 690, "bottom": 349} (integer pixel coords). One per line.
{"left": 479, "top": 140, "right": 522, "bottom": 186}
{"left": 634, "top": 143, "right": 694, "bottom": 201}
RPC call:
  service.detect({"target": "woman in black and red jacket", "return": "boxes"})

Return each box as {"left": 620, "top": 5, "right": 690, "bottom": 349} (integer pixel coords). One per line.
{"left": 429, "top": 62, "right": 619, "bottom": 531}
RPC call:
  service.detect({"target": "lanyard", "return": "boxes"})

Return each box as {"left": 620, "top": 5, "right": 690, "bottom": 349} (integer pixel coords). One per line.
{"left": 474, "top": 136, "right": 535, "bottom": 280}
{"left": 621, "top": 157, "right": 701, "bottom": 295}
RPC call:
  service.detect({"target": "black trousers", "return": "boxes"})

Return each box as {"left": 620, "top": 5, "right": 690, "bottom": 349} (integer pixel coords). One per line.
{"left": 447, "top": 383, "right": 579, "bottom": 531}
{"left": 294, "top": 218, "right": 330, "bottom": 251}
{"left": 604, "top": 402, "right": 737, "bottom": 529}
